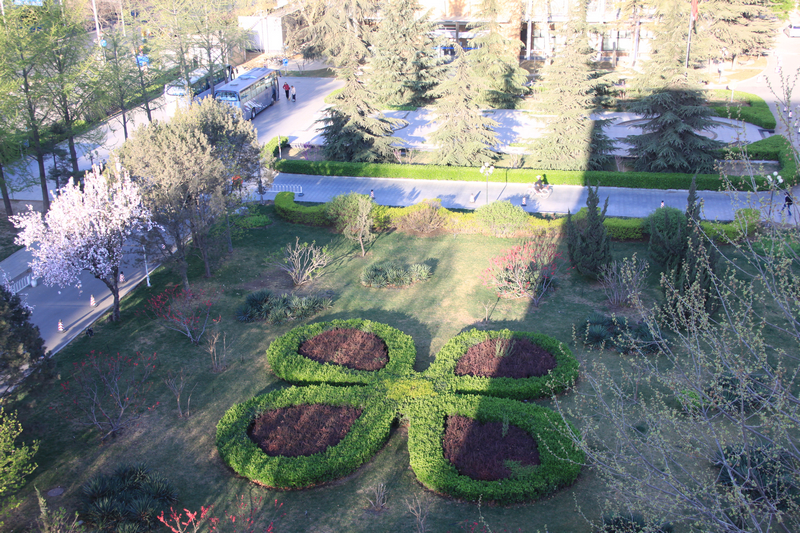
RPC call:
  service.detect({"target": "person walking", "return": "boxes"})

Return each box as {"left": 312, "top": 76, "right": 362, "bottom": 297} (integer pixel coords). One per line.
{"left": 290, "top": 85, "right": 296, "bottom": 102}
{"left": 781, "top": 192, "right": 793, "bottom": 216}
{"left": 370, "top": 189, "right": 375, "bottom": 200}
{"left": 660, "top": 200, "right": 665, "bottom": 208}
{"left": 283, "top": 82, "right": 290, "bottom": 100}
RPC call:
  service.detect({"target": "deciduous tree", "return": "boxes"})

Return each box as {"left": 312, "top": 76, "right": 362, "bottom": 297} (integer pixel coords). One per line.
{"left": 326, "top": 193, "right": 375, "bottom": 256}
{"left": 0, "top": 407, "right": 38, "bottom": 506}
{"left": 12, "top": 167, "right": 152, "bottom": 322}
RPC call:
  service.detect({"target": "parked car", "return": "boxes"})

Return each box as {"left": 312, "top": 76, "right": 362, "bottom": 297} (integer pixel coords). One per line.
{"left": 787, "top": 24, "right": 800, "bottom": 37}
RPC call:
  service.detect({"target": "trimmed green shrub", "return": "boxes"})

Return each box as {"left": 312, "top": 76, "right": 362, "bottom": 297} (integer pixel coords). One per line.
{"left": 274, "top": 159, "right": 772, "bottom": 191}
{"left": 266, "top": 319, "right": 417, "bottom": 385}
{"left": 475, "top": 201, "right": 529, "bottom": 237}
{"left": 236, "top": 214, "right": 271, "bottom": 229}
{"left": 361, "top": 262, "right": 432, "bottom": 288}
{"left": 80, "top": 464, "right": 177, "bottom": 532}
{"left": 424, "top": 329, "right": 579, "bottom": 400}
{"left": 261, "top": 136, "right": 289, "bottom": 158}
{"left": 605, "top": 217, "right": 646, "bottom": 240}
{"left": 274, "top": 192, "right": 331, "bottom": 226}
{"left": 406, "top": 394, "right": 584, "bottom": 504}
{"left": 709, "top": 89, "right": 776, "bottom": 129}
{"left": 216, "top": 385, "right": 395, "bottom": 489}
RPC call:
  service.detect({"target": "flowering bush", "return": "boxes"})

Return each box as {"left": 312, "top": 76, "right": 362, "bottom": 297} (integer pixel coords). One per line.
{"left": 143, "top": 287, "right": 219, "bottom": 344}
{"left": 480, "top": 234, "right": 567, "bottom": 305}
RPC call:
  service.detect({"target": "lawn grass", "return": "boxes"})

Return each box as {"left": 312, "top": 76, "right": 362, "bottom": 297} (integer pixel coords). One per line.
{"left": 4, "top": 208, "right": 706, "bottom": 532}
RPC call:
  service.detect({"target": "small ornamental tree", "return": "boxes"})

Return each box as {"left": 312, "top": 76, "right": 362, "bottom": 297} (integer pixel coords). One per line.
{"left": 326, "top": 193, "right": 375, "bottom": 257}
{"left": 61, "top": 352, "right": 157, "bottom": 440}
{"left": 12, "top": 167, "right": 152, "bottom": 321}
{"left": 0, "top": 407, "right": 38, "bottom": 506}
{"left": 143, "top": 288, "right": 218, "bottom": 345}
{"left": 565, "top": 184, "right": 611, "bottom": 279}
{"left": 480, "top": 233, "right": 566, "bottom": 306}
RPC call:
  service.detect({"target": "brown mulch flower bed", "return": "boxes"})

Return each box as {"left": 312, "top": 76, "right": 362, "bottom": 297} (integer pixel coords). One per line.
{"left": 443, "top": 415, "right": 540, "bottom": 481}
{"left": 455, "top": 337, "right": 556, "bottom": 379}
{"left": 298, "top": 328, "right": 389, "bottom": 371}
{"left": 248, "top": 404, "right": 363, "bottom": 457}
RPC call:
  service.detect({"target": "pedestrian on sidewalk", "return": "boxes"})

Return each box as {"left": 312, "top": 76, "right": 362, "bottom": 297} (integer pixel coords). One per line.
{"left": 660, "top": 200, "right": 664, "bottom": 208}
{"left": 781, "top": 192, "right": 793, "bottom": 216}
{"left": 290, "top": 85, "right": 296, "bottom": 102}
{"left": 370, "top": 189, "right": 375, "bottom": 200}
{"left": 283, "top": 82, "right": 290, "bottom": 100}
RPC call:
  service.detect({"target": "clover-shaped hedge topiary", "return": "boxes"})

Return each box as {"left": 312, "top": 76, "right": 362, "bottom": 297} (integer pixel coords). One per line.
{"left": 217, "top": 320, "right": 583, "bottom": 503}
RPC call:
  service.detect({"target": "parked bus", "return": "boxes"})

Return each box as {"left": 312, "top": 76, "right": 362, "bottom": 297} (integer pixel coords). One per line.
{"left": 213, "top": 67, "right": 280, "bottom": 120}
{"left": 164, "top": 65, "right": 230, "bottom": 107}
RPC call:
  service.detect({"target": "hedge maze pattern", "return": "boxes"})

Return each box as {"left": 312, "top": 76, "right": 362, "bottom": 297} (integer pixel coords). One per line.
{"left": 216, "top": 319, "right": 584, "bottom": 503}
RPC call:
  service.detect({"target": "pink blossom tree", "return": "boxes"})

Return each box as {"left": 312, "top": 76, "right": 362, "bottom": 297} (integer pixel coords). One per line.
{"left": 11, "top": 166, "right": 152, "bottom": 321}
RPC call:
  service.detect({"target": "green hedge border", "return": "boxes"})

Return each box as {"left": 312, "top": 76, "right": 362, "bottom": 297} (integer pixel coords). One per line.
{"left": 424, "top": 330, "right": 579, "bottom": 400}
{"left": 709, "top": 89, "right": 777, "bottom": 130}
{"left": 407, "top": 394, "right": 584, "bottom": 504}
{"left": 216, "top": 385, "right": 394, "bottom": 489}
{"left": 275, "top": 192, "right": 760, "bottom": 243}
{"left": 266, "top": 319, "right": 417, "bottom": 385}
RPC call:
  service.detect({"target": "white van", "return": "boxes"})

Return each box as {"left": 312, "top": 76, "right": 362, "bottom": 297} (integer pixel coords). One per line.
{"left": 787, "top": 24, "right": 800, "bottom": 37}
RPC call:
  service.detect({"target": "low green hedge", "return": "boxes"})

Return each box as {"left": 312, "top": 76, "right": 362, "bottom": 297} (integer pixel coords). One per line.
{"left": 274, "top": 191, "right": 331, "bottom": 225}
{"left": 727, "top": 135, "right": 799, "bottom": 187}
{"left": 261, "top": 135, "right": 290, "bottom": 158}
{"left": 266, "top": 319, "right": 417, "bottom": 385}
{"left": 277, "top": 193, "right": 760, "bottom": 242}
{"left": 274, "top": 159, "right": 776, "bottom": 191}
{"left": 709, "top": 89, "right": 777, "bottom": 130}
{"left": 407, "top": 394, "right": 584, "bottom": 503}
{"left": 216, "top": 385, "right": 394, "bottom": 489}
{"left": 424, "top": 330, "right": 579, "bottom": 400}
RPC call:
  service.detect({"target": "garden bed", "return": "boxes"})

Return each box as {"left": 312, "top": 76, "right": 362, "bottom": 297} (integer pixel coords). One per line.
{"left": 248, "top": 404, "right": 363, "bottom": 457}
{"left": 443, "top": 415, "right": 540, "bottom": 481}
{"left": 455, "top": 337, "right": 556, "bottom": 379}
{"left": 298, "top": 328, "right": 388, "bottom": 371}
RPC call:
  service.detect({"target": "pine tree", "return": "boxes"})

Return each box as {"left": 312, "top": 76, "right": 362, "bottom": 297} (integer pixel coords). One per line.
{"left": 565, "top": 184, "right": 611, "bottom": 278}
{"left": 368, "top": 0, "right": 443, "bottom": 107}
{"left": 527, "top": 2, "right": 615, "bottom": 171}
{"left": 319, "top": 77, "right": 401, "bottom": 163}
{"left": 467, "top": 0, "right": 529, "bottom": 109}
{"left": 0, "top": 285, "right": 46, "bottom": 395}
{"left": 624, "top": 84, "right": 724, "bottom": 173}
{"left": 428, "top": 44, "right": 499, "bottom": 166}
{"left": 703, "top": 0, "right": 776, "bottom": 68}
{"left": 669, "top": 176, "right": 719, "bottom": 314}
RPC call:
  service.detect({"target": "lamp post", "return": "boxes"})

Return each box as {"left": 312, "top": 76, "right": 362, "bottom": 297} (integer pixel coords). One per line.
{"left": 480, "top": 162, "right": 494, "bottom": 205}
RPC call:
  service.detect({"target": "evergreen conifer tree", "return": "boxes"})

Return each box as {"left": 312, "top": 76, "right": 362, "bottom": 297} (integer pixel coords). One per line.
{"left": 703, "top": 0, "right": 775, "bottom": 68}
{"left": 319, "top": 77, "right": 402, "bottom": 162}
{"left": 527, "top": 2, "right": 615, "bottom": 171}
{"left": 565, "top": 184, "right": 611, "bottom": 278}
{"left": 368, "top": 0, "right": 443, "bottom": 107}
{"left": 0, "top": 285, "right": 45, "bottom": 396}
{"left": 670, "top": 176, "right": 719, "bottom": 314}
{"left": 467, "top": 0, "right": 528, "bottom": 109}
{"left": 624, "top": 84, "right": 724, "bottom": 173}
{"left": 648, "top": 206, "right": 688, "bottom": 270}
{"left": 428, "top": 44, "right": 499, "bottom": 166}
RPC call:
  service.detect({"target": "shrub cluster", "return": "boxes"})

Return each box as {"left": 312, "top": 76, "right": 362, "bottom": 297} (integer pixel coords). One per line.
{"left": 276, "top": 193, "right": 759, "bottom": 243}
{"left": 80, "top": 464, "right": 177, "bottom": 532}
{"left": 274, "top": 192, "right": 330, "bottom": 226}
{"left": 266, "top": 319, "right": 417, "bottom": 385}
{"left": 235, "top": 289, "right": 332, "bottom": 325}
{"left": 709, "top": 89, "right": 777, "bottom": 129}
{"left": 360, "top": 262, "right": 431, "bottom": 288}
{"left": 406, "top": 394, "right": 584, "bottom": 504}
{"left": 425, "top": 329, "right": 579, "bottom": 400}
{"left": 235, "top": 214, "right": 271, "bottom": 229}
{"left": 578, "top": 312, "right": 660, "bottom": 354}
{"left": 216, "top": 384, "right": 395, "bottom": 489}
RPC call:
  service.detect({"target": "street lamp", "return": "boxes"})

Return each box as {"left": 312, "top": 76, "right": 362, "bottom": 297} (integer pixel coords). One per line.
{"left": 480, "top": 162, "right": 494, "bottom": 205}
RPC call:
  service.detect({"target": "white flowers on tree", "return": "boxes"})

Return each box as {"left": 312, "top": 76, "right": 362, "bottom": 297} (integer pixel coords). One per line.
{"left": 11, "top": 166, "right": 153, "bottom": 321}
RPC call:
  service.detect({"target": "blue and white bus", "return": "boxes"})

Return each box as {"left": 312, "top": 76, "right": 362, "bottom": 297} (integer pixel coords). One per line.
{"left": 164, "top": 65, "right": 229, "bottom": 108}
{"left": 214, "top": 67, "right": 280, "bottom": 120}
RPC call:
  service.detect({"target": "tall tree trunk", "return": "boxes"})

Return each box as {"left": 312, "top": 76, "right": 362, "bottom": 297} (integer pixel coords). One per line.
{"left": 225, "top": 212, "right": 233, "bottom": 253}
{"left": 134, "top": 53, "right": 153, "bottom": 123}
{"left": 100, "top": 273, "right": 121, "bottom": 321}
{"left": 64, "top": 104, "right": 80, "bottom": 177}
{"left": 632, "top": 18, "right": 641, "bottom": 67}
{"left": 0, "top": 165, "right": 13, "bottom": 217}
